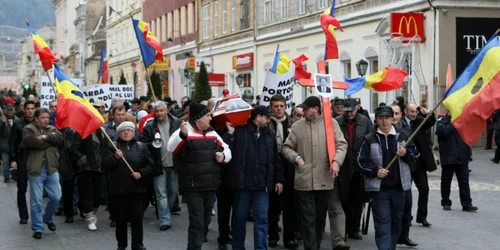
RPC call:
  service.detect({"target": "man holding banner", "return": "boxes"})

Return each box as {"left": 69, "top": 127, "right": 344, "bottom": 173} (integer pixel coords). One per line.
{"left": 282, "top": 96, "right": 347, "bottom": 250}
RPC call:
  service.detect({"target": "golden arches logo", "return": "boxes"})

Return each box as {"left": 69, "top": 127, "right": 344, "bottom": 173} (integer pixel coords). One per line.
{"left": 398, "top": 16, "right": 418, "bottom": 35}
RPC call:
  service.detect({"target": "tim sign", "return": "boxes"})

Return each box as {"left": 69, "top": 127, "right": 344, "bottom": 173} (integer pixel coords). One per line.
{"left": 391, "top": 13, "right": 425, "bottom": 43}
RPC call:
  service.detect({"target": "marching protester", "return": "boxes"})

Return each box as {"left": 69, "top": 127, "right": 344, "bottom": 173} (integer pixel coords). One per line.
{"left": 0, "top": 104, "right": 17, "bottom": 183}
{"left": 67, "top": 127, "right": 107, "bottom": 231}
{"left": 9, "top": 100, "right": 36, "bottom": 224}
{"left": 223, "top": 105, "right": 285, "bottom": 250}
{"left": 358, "top": 106, "right": 419, "bottom": 250}
{"left": 491, "top": 109, "right": 500, "bottom": 164}
{"left": 141, "top": 101, "right": 181, "bottom": 231}
{"left": 22, "top": 108, "right": 63, "bottom": 239}
{"left": 402, "top": 103, "right": 436, "bottom": 227}
{"left": 282, "top": 96, "right": 348, "bottom": 250}
{"left": 167, "top": 102, "right": 232, "bottom": 250}
{"left": 335, "top": 98, "right": 372, "bottom": 246}
{"left": 266, "top": 95, "right": 298, "bottom": 249}
{"left": 102, "top": 121, "right": 153, "bottom": 250}
{"left": 437, "top": 112, "right": 478, "bottom": 212}
{"left": 391, "top": 104, "right": 419, "bottom": 247}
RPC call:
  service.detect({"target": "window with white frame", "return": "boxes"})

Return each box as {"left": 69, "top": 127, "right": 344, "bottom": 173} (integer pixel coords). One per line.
{"left": 368, "top": 58, "right": 379, "bottom": 112}
{"left": 298, "top": 0, "right": 306, "bottom": 15}
{"left": 203, "top": 5, "right": 209, "bottom": 39}
{"left": 281, "top": 0, "right": 288, "bottom": 19}
{"left": 214, "top": 1, "right": 218, "bottom": 37}
{"left": 317, "top": 0, "right": 328, "bottom": 9}
{"left": 222, "top": 1, "right": 227, "bottom": 34}
{"left": 240, "top": 0, "right": 250, "bottom": 29}
{"left": 231, "top": 0, "right": 236, "bottom": 31}
{"left": 342, "top": 60, "right": 352, "bottom": 78}
{"left": 264, "top": 0, "right": 272, "bottom": 23}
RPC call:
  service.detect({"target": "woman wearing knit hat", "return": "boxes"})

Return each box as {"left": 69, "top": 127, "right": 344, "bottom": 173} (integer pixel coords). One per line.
{"left": 167, "top": 102, "right": 232, "bottom": 250}
{"left": 102, "top": 121, "right": 153, "bottom": 250}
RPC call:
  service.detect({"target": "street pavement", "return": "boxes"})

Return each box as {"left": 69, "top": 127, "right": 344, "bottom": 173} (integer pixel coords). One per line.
{"left": 1, "top": 148, "right": 499, "bottom": 250}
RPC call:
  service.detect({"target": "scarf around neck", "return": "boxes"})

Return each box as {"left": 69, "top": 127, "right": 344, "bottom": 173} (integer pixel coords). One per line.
{"left": 271, "top": 116, "right": 287, "bottom": 152}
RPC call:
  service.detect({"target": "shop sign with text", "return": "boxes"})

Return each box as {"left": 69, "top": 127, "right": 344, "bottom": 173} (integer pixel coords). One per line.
{"left": 391, "top": 13, "right": 425, "bottom": 43}
{"left": 232, "top": 53, "right": 254, "bottom": 70}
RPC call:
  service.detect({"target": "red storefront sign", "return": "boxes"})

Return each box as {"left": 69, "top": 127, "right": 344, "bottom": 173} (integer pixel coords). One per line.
{"left": 232, "top": 53, "right": 254, "bottom": 70}
{"left": 390, "top": 13, "right": 426, "bottom": 43}
{"left": 195, "top": 73, "right": 226, "bottom": 87}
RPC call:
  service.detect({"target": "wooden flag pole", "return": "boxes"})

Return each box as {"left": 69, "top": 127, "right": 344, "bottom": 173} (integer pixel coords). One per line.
{"left": 385, "top": 97, "right": 445, "bottom": 170}
{"left": 100, "top": 127, "right": 135, "bottom": 174}
{"left": 144, "top": 67, "right": 158, "bottom": 102}
{"left": 45, "top": 71, "right": 58, "bottom": 99}
{"left": 317, "top": 60, "right": 336, "bottom": 166}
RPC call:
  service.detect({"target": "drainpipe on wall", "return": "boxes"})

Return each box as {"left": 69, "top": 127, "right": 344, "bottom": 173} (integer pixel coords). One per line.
{"left": 253, "top": 0, "right": 258, "bottom": 99}
{"left": 426, "top": 0, "right": 438, "bottom": 148}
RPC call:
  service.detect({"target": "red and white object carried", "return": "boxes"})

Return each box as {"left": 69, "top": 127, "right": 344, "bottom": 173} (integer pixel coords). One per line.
{"left": 212, "top": 94, "right": 253, "bottom": 130}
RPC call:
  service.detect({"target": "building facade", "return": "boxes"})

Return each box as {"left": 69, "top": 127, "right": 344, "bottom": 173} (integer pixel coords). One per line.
{"left": 196, "top": 0, "right": 255, "bottom": 100}
{"left": 84, "top": 1, "right": 107, "bottom": 85}
{"left": 53, "top": 0, "right": 79, "bottom": 74}
{"left": 106, "top": 0, "right": 145, "bottom": 95}
{"left": 143, "top": 0, "right": 197, "bottom": 100}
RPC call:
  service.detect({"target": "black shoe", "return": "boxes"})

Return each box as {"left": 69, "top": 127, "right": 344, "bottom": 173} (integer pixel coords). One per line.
{"left": 416, "top": 219, "right": 432, "bottom": 227}
{"left": 160, "top": 225, "right": 171, "bottom": 231}
{"left": 44, "top": 221, "right": 57, "bottom": 231}
{"left": 117, "top": 248, "right": 125, "bottom": 250}
{"left": 462, "top": 205, "right": 478, "bottom": 212}
{"left": 19, "top": 218, "right": 28, "bottom": 224}
{"left": 268, "top": 240, "right": 278, "bottom": 247}
{"left": 33, "top": 232, "right": 42, "bottom": 239}
{"left": 443, "top": 205, "right": 451, "bottom": 210}
{"left": 110, "top": 220, "right": 116, "bottom": 227}
{"left": 65, "top": 216, "right": 73, "bottom": 223}
{"left": 218, "top": 243, "right": 228, "bottom": 250}
{"left": 491, "top": 158, "right": 499, "bottom": 164}
{"left": 284, "top": 240, "right": 299, "bottom": 249}
{"left": 398, "top": 238, "right": 418, "bottom": 246}
{"left": 171, "top": 206, "right": 181, "bottom": 214}
{"left": 333, "top": 244, "right": 351, "bottom": 250}
{"left": 54, "top": 207, "right": 64, "bottom": 216}
{"left": 347, "top": 232, "right": 363, "bottom": 240}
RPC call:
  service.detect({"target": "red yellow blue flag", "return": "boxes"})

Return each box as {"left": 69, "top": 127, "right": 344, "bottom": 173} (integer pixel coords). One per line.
{"left": 344, "top": 67, "right": 407, "bottom": 95}
{"left": 26, "top": 21, "right": 57, "bottom": 71}
{"left": 320, "top": 0, "right": 343, "bottom": 60}
{"left": 54, "top": 64, "right": 104, "bottom": 139}
{"left": 131, "top": 17, "right": 163, "bottom": 68}
{"left": 443, "top": 36, "right": 500, "bottom": 146}
{"left": 98, "top": 48, "right": 109, "bottom": 83}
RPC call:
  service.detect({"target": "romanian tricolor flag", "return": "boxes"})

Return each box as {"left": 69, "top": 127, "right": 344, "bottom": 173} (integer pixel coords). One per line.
{"left": 320, "top": 0, "right": 343, "bottom": 60}
{"left": 443, "top": 36, "right": 500, "bottom": 147}
{"left": 26, "top": 21, "right": 57, "bottom": 71}
{"left": 131, "top": 17, "right": 163, "bottom": 68}
{"left": 54, "top": 64, "right": 104, "bottom": 139}
{"left": 98, "top": 48, "right": 109, "bottom": 83}
{"left": 344, "top": 67, "right": 408, "bottom": 95}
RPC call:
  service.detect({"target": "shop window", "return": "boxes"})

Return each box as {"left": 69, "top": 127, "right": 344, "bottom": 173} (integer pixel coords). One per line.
{"left": 236, "top": 73, "right": 252, "bottom": 88}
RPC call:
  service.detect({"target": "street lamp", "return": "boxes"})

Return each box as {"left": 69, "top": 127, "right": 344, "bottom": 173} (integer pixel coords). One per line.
{"left": 356, "top": 59, "right": 368, "bottom": 77}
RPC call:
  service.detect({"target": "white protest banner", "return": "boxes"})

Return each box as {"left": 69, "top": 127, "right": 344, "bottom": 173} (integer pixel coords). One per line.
{"left": 108, "top": 85, "right": 135, "bottom": 105}
{"left": 83, "top": 84, "right": 112, "bottom": 109}
{"left": 39, "top": 76, "right": 82, "bottom": 108}
{"left": 260, "top": 67, "right": 295, "bottom": 114}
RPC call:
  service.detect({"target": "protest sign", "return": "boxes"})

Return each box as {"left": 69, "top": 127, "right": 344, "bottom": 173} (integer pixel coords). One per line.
{"left": 39, "top": 76, "right": 82, "bottom": 108}
{"left": 260, "top": 67, "right": 295, "bottom": 114}
{"left": 84, "top": 85, "right": 135, "bottom": 109}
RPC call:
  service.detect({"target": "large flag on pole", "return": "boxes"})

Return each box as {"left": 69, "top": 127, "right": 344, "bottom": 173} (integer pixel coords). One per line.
{"left": 344, "top": 67, "right": 408, "bottom": 95}
{"left": 131, "top": 17, "right": 163, "bottom": 68}
{"left": 320, "top": 0, "right": 343, "bottom": 60}
{"left": 54, "top": 64, "right": 104, "bottom": 139}
{"left": 98, "top": 49, "right": 109, "bottom": 83}
{"left": 443, "top": 36, "right": 500, "bottom": 147}
{"left": 26, "top": 21, "right": 57, "bottom": 71}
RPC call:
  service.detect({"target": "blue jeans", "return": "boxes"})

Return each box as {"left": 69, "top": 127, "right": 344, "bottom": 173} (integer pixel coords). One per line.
{"left": 232, "top": 190, "right": 269, "bottom": 250}
{"left": 372, "top": 189, "right": 405, "bottom": 250}
{"left": 153, "top": 167, "right": 178, "bottom": 226}
{"left": 0, "top": 151, "right": 10, "bottom": 179}
{"left": 28, "top": 168, "right": 61, "bottom": 233}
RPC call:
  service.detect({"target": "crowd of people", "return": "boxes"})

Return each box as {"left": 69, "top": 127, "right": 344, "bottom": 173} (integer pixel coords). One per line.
{"left": 0, "top": 91, "right": 490, "bottom": 250}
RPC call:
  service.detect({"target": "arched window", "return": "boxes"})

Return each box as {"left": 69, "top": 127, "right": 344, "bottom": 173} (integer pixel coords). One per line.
{"left": 364, "top": 47, "right": 379, "bottom": 112}
{"left": 110, "top": 76, "right": 114, "bottom": 85}
{"left": 339, "top": 51, "right": 351, "bottom": 78}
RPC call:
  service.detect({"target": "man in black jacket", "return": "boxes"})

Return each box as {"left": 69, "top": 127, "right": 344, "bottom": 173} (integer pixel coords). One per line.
{"left": 491, "top": 109, "right": 500, "bottom": 163}
{"left": 141, "top": 101, "right": 181, "bottom": 231}
{"left": 223, "top": 105, "right": 285, "bottom": 250}
{"left": 402, "top": 103, "right": 436, "bottom": 227}
{"left": 167, "top": 102, "right": 232, "bottom": 250}
{"left": 437, "top": 113, "right": 478, "bottom": 212}
{"left": 335, "top": 99, "right": 372, "bottom": 247}
{"left": 67, "top": 127, "right": 107, "bottom": 231}
{"left": 8, "top": 100, "right": 36, "bottom": 224}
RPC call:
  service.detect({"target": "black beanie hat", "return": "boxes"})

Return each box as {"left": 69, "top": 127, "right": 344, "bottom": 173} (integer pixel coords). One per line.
{"left": 189, "top": 102, "right": 210, "bottom": 121}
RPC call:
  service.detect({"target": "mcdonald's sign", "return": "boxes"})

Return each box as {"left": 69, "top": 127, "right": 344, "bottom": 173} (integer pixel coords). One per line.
{"left": 390, "top": 13, "right": 425, "bottom": 43}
